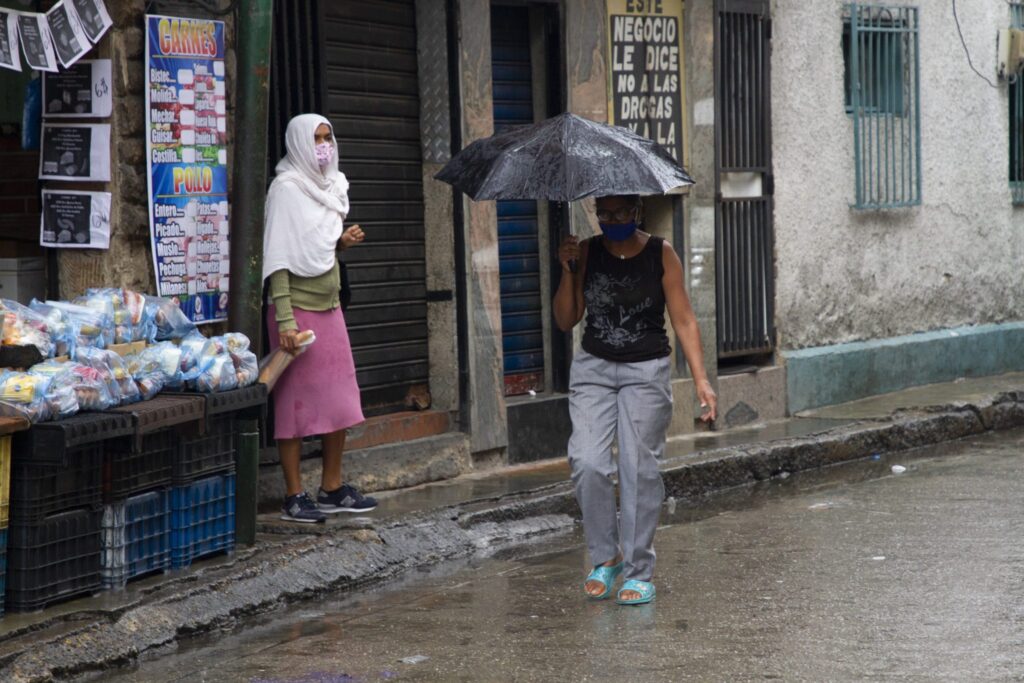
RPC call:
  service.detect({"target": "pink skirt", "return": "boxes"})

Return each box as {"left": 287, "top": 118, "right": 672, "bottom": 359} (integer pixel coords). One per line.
{"left": 267, "top": 305, "right": 365, "bottom": 439}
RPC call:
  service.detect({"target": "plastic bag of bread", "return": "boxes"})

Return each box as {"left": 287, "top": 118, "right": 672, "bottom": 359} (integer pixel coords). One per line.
{"left": 178, "top": 330, "right": 219, "bottom": 379}
{"left": 76, "top": 347, "right": 142, "bottom": 405}
{"left": 42, "top": 300, "right": 111, "bottom": 350}
{"left": 191, "top": 353, "right": 239, "bottom": 393}
{"left": 24, "top": 301, "right": 74, "bottom": 357}
{"left": 86, "top": 288, "right": 157, "bottom": 343}
{"left": 0, "top": 371, "right": 53, "bottom": 422}
{"left": 73, "top": 347, "right": 121, "bottom": 403}
{"left": 144, "top": 295, "right": 196, "bottom": 341}
{"left": 233, "top": 349, "right": 259, "bottom": 387}
{"left": 76, "top": 290, "right": 135, "bottom": 344}
{"left": 1, "top": 300, "right": 54, "bottom": 357}
{"left": 69, "top": 363, "right": 117, "bottom": 410}
{"left": 124, "top": 345, "right": 175, "bottom": 400}
{"left": 258, "top": 330, "right": 315, "bottom": 393}
{"left": 128, "top": 292, "right": 156, "bottom": 342}
{"left": 32, "top": 360, "right": 116, "bottom": 412}
{"left": 222, "top": 332, "right": 251, "bottom": 355}
{"left": 45, "top": 380, "right": 78, "bottom": 419}
{"left": 139, "top": 341, "right": 185, "bottom": 389}
{"left": 134, "top": 373, "right": 164, "bottom": 401}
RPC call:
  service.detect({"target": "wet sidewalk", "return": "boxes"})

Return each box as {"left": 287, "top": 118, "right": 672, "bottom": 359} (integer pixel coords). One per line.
{"left": 4, "top": 372, "right": 1024, "bottom": 682}
{"left": 261, "top": 370, "right": 1024, "bottom": 533}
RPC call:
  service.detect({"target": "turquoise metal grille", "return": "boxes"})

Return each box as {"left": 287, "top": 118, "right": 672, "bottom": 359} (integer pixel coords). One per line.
{"left": 1011, "top": 4, "right": 1024, "bottom": 205}
{"left": 846, "top": 4, "right": 921, "bottom": 209}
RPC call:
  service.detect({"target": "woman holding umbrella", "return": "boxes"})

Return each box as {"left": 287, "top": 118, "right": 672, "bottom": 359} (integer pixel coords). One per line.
{"left": 555, "top": 194, "right": 717, "bottom": 606}
{"left": 435, "top": 112, "right": 713, "bottom": 604}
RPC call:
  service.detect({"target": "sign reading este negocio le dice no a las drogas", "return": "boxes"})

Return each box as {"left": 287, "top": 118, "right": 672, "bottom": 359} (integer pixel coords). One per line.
{"left": 606, "top": 0, "right": 687, "bottom": 164}
{"left": 145, "top": 14, "right": 229, "bottom": 324}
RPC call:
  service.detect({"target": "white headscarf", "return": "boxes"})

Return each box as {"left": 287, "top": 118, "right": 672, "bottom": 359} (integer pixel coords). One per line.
{"left": 262, "top": 114, "right": 350, "bottom": 281}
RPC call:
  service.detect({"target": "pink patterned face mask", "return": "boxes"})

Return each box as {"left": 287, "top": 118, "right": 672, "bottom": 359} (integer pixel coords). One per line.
{"left": 315, "top": 142, "right": 333, "bottom": 168}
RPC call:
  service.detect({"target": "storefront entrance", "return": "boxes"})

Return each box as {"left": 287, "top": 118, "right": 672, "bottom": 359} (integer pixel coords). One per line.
{"left": 269, "top": 0, "right": 431, "bottom": 417}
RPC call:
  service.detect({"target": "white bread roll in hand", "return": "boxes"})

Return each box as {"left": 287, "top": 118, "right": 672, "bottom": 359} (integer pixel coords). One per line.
{"left": 258, "top": 330, "right": 317, "bottom": 393}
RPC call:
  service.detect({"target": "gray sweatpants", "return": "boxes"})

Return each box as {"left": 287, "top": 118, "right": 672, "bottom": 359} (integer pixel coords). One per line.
{"left": 568, "top": 348, "right": 672, "bottom": 582}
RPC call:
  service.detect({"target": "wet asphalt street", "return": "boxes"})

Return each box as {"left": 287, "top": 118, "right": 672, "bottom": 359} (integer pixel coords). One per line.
{"left": 96, "top": 430, "right": 1024, "bottom": 682}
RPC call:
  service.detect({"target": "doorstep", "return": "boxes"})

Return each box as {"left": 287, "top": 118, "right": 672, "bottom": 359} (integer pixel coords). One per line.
{"left": 257, "top": 431, "right": 472, "bottom": 510}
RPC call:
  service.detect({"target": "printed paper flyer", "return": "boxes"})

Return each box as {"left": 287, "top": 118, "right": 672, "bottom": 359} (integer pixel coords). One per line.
{"left": 43, "top": 59, "right": 112, "bottom": 117}
{"left": 39, "top": 122, "right": 111, "bottom": 181}
{"left": 145, "top": 14, "right": 229, "bottom": 324}
{"left": 0, "top": 11, "right": 20, "bottom": 72}
{"left": 40, "top": 189, "right": 111, "bottom": 249}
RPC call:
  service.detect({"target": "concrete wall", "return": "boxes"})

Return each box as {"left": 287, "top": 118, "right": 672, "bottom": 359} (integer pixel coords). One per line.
{"left": 57, "top": 0, "right": 236, "bottom": 302}
{"left": 772, "top": 0, "right": 1023, "bottom": 351}
{"left": 455, "top": 0, "right": 508, "bottom": 461}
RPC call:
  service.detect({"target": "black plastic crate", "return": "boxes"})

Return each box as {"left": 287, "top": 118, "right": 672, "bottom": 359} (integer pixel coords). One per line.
{"left": 105, "top": 396, "right": 206, "bottom": 501}
{"left": 103, "top": 431, "right": 176, "bottom": 500}
{"left": 10, "top": 413, "right": 132, "bottom": 522}
{"left": 175, "top": 415, "right": 236, "bottom": 485}
{"left": 164, "top": 384, "right": 267, "bottom": 423}
{"left": 6, "top": 507, "right": 102, "bottom": 612}
{"left": 110, "top": 395, "right": 206, "bottom": 446}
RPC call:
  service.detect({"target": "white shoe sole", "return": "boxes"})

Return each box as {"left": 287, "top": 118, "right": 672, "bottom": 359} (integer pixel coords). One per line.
{"left": 317, "top": 504, "right": 378, "bottom": 514}
{"left": 279, "top": 513, "right": 325, "bottom": 523}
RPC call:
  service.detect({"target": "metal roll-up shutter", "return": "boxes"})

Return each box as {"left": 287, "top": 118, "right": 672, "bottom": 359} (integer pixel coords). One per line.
{"left": 322, "top": 1, "right": 429, "bottom": 414}
{"left": 492, "top": 6, "right": 543, "bottom": 396}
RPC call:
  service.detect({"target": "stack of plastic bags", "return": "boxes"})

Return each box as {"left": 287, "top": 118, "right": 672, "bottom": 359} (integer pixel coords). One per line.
{"left": 176, "top": 331, "right": 259, "bottom": 393}
{"left": 0, "top": 289, "right": 259, "bottom": 423}
{"left": 0, "top": 300, "right": 55, "bottom": 357}
{"left": 0, "top": 371, "right": 76, "bottom": 423}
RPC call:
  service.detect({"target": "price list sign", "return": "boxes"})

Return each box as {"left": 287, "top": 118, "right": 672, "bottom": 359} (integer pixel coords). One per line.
{"left": 606, "top": 0, "right": 687, "bottom": 163}
{"left": 145, "top": 14, "right": 229, "bottom": 323}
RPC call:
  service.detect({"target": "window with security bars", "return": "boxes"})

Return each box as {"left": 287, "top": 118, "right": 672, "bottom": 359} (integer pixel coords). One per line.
{"left": 843, "top": 4, "right": 921, "bottom": 209}
{"left": 1011, "top": 4, "right": 1024, "bottom": 205}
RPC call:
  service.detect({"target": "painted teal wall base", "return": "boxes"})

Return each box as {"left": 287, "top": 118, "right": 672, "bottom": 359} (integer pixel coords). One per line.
{"left": 783, "top": 322, "right": 1024, "bottom": 413}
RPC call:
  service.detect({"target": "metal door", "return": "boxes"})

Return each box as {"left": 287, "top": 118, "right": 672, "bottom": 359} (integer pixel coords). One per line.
{"left": 492, "top": 5, "right": 544, "bottom": 396}
{"left": 321, "top": 1, "right": 430, "bottom": 413}
{"left": 714, "top": 0, "right": 775, "bottom": 359}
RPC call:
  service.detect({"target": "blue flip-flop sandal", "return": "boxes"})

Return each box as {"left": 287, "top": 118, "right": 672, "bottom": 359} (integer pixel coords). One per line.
{"left": 616, "top": 579, "right": 656, "bottom": 605}
{"left": 584, "top": 562, "right": 624, "bottom": 600}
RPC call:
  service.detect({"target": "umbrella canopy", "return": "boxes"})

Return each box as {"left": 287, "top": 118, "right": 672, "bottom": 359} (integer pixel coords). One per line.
{"left": 435, "top": 112, "right": 694, "bottom": 202}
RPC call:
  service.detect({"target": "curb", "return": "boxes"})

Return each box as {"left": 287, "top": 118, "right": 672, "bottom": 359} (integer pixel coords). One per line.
{"left": 3, "top": 391, "right": 1023, "bottom": 682}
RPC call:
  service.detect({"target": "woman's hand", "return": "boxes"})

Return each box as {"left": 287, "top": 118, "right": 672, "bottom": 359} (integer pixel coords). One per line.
{"left": 279, "top": 329, "right": 300, "bottom": 356}
{"left": 558, "top": 235, "right": 579, "bottom": 273}
{"left": 697, "top": 379, "right": 717, "bottom": 423}
{"left": 340, "top": 224, "right": 365, "bottom": 250}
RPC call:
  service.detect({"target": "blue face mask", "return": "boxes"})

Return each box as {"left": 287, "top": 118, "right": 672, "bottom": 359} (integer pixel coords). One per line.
{"left": 599, "top": 221, "right": 638, "bottom": 242}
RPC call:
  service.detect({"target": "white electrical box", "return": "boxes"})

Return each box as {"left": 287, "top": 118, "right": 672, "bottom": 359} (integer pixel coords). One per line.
{"left": 998, "top": 28, "right": 1024, "bottom": 79}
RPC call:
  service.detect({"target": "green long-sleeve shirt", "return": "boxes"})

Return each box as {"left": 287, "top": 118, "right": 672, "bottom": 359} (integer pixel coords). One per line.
{"left": 269, "top": 262, "right": 341, "bottom": 332}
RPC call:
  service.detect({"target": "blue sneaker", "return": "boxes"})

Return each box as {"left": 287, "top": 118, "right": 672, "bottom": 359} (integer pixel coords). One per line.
{"left": 281, "top": 491, "right": 327, "bottom": 523}
{"left": 317, "top": 484, "right": 378, "bottom": 513}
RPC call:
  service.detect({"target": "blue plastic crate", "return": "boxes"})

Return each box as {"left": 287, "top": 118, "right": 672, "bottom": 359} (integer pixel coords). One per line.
{"left": 102, "top": 489, "right": 171, "bottom": 589}
{"left": 170, "top": 473, "right": 235, "bottom": 569}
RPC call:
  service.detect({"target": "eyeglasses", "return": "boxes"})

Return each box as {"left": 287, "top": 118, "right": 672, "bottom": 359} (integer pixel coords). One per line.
{"left": 596, "top": 206, "right": 638, "bottom": 223}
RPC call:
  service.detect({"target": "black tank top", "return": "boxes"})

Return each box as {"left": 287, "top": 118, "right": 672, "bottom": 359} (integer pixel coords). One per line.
{"left": 581, "top": 235, "right": 670, "bottom": 363}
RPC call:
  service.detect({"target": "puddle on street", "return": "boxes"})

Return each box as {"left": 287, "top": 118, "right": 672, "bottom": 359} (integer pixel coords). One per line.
{"left": 89, "top": 429, "right": 1024, "bottom": 682}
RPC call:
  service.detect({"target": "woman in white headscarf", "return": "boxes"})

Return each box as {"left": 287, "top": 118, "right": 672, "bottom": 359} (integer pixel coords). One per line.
{"left": 264, "top": 114, "right": 376, "bottom": 523}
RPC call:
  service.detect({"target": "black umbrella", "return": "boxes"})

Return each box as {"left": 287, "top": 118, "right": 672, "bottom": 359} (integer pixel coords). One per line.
{"left": 435, "top": 112, "right": 694, "bottom": 201}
